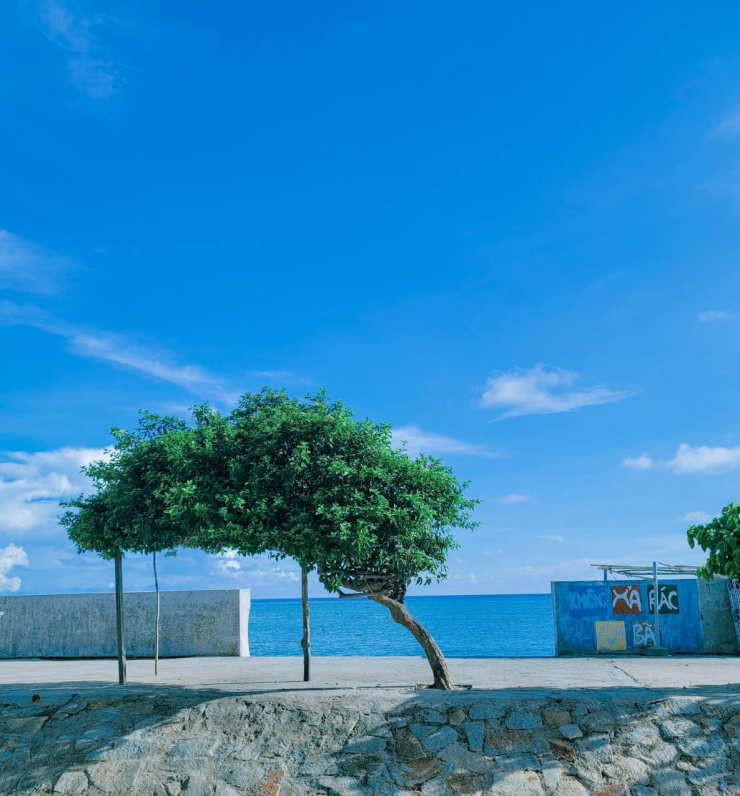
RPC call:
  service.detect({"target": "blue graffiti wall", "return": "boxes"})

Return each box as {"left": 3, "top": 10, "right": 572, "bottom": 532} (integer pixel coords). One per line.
{"left": 551, "top": 579, "right": 703, "bottom": 655}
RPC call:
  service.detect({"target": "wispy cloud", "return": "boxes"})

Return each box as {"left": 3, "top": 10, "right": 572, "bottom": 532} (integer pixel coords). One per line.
{"left": 698, "top": 310, "right": 736, "bottom": 324}
{"left": 0, "top": 544, "right": 29, "bottom": 592}
{"left": 0, "top": 231, "right": 73, "bottom": 295}
{"left": 537, "top": 534, "right": 564, "bottom": 544}
{"left": 712, "top": 107, "right": 740, "bottom": 140}
{"left": 584, "top": 272, "right": 626, "bottom": 292}
{"left": 41, "top": 0, "right": 120, "bottom": 99}
{"left": 499, "top": 493, "right": 531, "bottom": 505}
{"left": 623, "top": 443, "right": 740, "bottom": 475}
{"left": 0, "top": 447, "right": 106, "bottom": 537}
{"left": 0, "top": 302, "right": 240, "bottom": 404}
{"left": 481, "top": 365, "right": 629, "bottom": 419}
{"left": 510, "top": 557, "right": 597, "bottom": 581}
{"left": 622, "top": 453, "right": 654, "bottom": 470}
{"left": 682, "top": 511, "right": 714, "bottom": 525}
{"left": 636, "top": 533, "right": 707, "bottom": 562}
{"left": 392, "top": 425, "right": 498, "bottom": 458}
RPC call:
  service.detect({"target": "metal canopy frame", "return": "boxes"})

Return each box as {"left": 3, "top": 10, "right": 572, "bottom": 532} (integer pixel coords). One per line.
{"left": 592, "top": 563, "right": 697, "bottom": 581}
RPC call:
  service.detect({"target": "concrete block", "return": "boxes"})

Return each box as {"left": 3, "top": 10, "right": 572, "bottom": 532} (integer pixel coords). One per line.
{"left": 698, "top": 577, "right": 739, "bottom": 654}
{"left": 0, "top": 589, "right": 250, "bottom": 659}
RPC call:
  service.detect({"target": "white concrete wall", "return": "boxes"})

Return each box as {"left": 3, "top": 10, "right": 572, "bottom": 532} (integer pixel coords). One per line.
{"left": 0, "top": 589, "right": 250, "bottom": 659}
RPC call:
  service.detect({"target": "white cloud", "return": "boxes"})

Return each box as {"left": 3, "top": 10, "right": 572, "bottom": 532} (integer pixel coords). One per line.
{"left": 0, "top": 231, "right": 72, "bottom": 295}
{"left": 213, "top": 550, "right": 300, "bottom": 583}
{"left": 668, "top": 443, "right": 740, "bottom": 474}
{"left": 214, "top": 548, "right": 243, "bottom": 577}
{"left": 682, "top": 511, "right": 714, "bottom": 525}
{"left": 622, "top": 453, "right": 654, "bottom": 470}
{"left": 0, "top": 302, "right": 240, "bottom": 405}
{"left": 0, "top": 447, "right": 106, "bottom": 536}
{"left": 392, "top": 425, "right": 497, "bottom": 458}
{"left": 623, "top": 443, "right": 740, "bottom": 475}
{"left": 499, "top": 493, "right": 531, "bottom": 505}
{"left": 41, "top": 0, "right": 119, "bottom": 99}
{"left": 698, "top": 310, "right": 736, "bottom": 323}
{"left": 481, "top": 365, "right": 629, "bottom": 419}
{"left": 537, "top": 534, "right": 564, "bottom": 543}
{"left": 0, "top": 544, "right": 29, "bottom": 592}
{"left": 452, "top": 572, "right": 478, "bottom": 583}
{"left": 270, "top": 569, "right": 300, "bottom": 582}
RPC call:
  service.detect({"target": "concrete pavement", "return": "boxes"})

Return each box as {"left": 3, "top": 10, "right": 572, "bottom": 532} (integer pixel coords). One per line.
{"left": 1, "top": 654, "right": 739, "bottom": 704}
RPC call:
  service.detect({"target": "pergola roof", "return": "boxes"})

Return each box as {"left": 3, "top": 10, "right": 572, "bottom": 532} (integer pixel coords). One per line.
{"left": 591, "top": 563, "right": 698, "bottom": 580}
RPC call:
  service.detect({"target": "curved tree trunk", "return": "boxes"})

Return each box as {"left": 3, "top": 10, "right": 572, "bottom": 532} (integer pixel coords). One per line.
{"left": 370, "top": 594, "right": 454, "bottom": 690}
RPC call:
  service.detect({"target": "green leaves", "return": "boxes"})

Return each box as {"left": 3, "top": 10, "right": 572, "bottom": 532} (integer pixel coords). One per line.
{"left": 62, "top": 389, "right": 479, "bottom": 600}
{"left": 687, "top": 502, "right": 740, "bottom": 581}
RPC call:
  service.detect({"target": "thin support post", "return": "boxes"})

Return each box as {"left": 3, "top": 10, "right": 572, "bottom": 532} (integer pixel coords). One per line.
{"left": 301, "top": 567, "right": 310, "bottom": 682}
{"left": 652, "top": 560, "right": 661, "bottom": 648}
{"left": 153, "top": 552, "right": 160, "bottom": 676}
{"left": 115, "top": 550, "right": 127, "bottom": 685}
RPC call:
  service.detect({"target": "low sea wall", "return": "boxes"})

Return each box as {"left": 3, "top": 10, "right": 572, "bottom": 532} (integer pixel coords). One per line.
{"left": 0, "top": 589, "right": 250, "bottom": 659}
{"left": 1, "top": 688, "right": 739, "bottom": 795}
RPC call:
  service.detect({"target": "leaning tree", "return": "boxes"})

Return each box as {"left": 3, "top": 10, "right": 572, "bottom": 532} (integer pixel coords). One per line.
{"left": 180, "top": 389, "right": 479, "bottom": 690}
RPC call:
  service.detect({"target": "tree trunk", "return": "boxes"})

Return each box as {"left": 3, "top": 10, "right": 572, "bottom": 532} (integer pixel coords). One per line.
{"left": 370, "top": 594, "right": 454, "bottom": 690}
{"left": 301, "top": 567, "right": 311, "bottom": 681}
{"left": 114, "top": 550, "right": 127, "bottom": 685}
{"left": 153, "top": 552, "right": 160, "bottom": 676}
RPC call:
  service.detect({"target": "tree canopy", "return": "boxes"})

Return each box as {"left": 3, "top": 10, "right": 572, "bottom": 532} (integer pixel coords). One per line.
{"left": 687, "top": 502, "right": 740, "bottom": 580}
{"left": 62, "top": 389, "right": 479, "bottom": 689}
{"left": 61, "top": 412, "right": 193, "bottom": 559}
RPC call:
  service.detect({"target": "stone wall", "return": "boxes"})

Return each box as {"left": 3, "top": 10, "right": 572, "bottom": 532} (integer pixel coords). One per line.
{"left": 0, "top": 589, "right": 250, "bottom": 659}
{"left": 1, "top": 688, "right": 739, "bottom": 795}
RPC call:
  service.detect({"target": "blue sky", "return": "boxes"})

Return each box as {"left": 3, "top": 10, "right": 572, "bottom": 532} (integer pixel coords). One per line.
{"left": 2, "top": 1, "right": 740, "bottom": 599}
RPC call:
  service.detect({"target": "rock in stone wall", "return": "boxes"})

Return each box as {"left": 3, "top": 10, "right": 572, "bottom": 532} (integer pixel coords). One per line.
{"left": 1, "top": 689, "right": 739, "bottom": 795}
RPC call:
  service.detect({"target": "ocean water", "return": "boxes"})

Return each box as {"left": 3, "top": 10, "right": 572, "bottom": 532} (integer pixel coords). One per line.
{"left": 249, "top": 594, "right": 555, "bottom": 657}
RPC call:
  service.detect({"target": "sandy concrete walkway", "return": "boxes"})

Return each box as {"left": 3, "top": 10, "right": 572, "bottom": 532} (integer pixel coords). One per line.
{"left": 1, "top": 655, "right": 739, "bottom": 704}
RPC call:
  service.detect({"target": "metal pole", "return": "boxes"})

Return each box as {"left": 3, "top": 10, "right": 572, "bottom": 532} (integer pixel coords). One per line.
{"left": 301, "top": 567, "right": 310, "bottom": 682}
{"left": 652, "top": 560, "right": 661, "bottom": 648}
{"left": 153, "top": 552, "right": 160, "bottom": 676}
{"left": 115, "top": 550, "right": 127, "bottom": 685}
